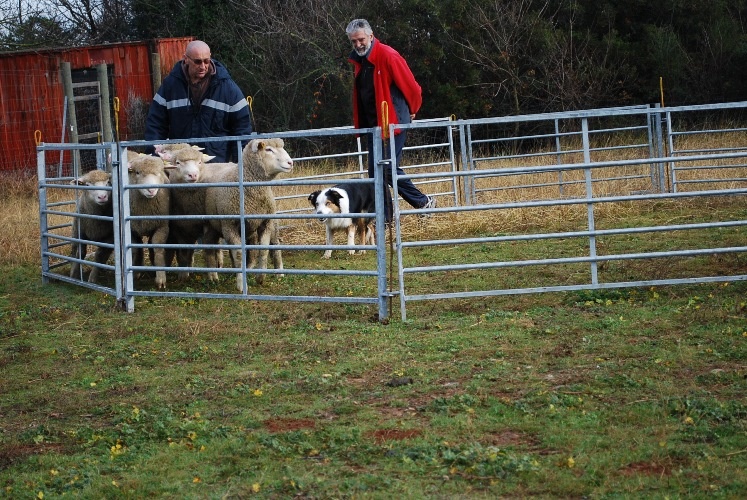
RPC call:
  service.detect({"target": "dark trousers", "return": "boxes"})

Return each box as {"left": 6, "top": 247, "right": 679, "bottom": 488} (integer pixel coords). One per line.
{"left": 365, "top": 131, "right": 428, "bottom": 222}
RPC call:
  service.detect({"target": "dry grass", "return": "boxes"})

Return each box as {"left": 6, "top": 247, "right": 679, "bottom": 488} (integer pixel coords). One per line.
{"left": 4, "top": 131, "right": 746, "bottom": 269}
{"left": 0, "top": 172, "right": 41, "bottom": 266}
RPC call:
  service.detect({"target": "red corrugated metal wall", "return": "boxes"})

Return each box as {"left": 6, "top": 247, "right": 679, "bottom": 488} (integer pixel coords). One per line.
{"left": 0, "top": 37, "right": 194, "bottom": 173}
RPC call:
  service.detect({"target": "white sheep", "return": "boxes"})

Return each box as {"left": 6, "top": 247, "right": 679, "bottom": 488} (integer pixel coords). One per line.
{"left": 68, "top": 169, "right": 114, "bottom": 283}
{"left": 126, "top": 154, "right": 171, "bottom": 290}
{"left": 159, "top": 146, "right": 219, "bottom": 280}
{"left": 203, "top": 138, "right": 293, "bottom": 291}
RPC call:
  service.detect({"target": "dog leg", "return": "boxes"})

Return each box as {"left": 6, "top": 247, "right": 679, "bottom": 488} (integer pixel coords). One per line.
{"left": 322, "top": 225, "right": 333, "bottom": 259}
{"left": 347, "top": 223, "right": 356, "bottom": 255}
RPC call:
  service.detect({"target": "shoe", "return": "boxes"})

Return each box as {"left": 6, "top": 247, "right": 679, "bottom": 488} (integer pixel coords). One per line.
{"left": 418, "top": 196, "right": 436, "bottom": 218}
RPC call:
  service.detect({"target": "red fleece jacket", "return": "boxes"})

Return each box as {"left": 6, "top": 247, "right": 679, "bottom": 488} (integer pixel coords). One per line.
{"left": 349, "top": 38, "right": 422, "bottom": 137}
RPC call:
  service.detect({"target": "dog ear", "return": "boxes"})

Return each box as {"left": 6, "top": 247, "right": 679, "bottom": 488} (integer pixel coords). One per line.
{"left": 327, "top": 188, "right": 343, "bottom": 205}
{"left": 308, "top": 190, "right": 321, "bottom": 205}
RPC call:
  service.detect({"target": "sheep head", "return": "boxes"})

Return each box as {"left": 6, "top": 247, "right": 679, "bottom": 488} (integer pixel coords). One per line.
{"left": 128, "top": 155, "right": 169, "bottom": 199}
{"left": 166, "top": 147, "right": 216, "bottom": 183}
{"left": 154, "top": 143, "right": 197, "bottom": 161}
{"left": 244, "top": 138, "right": 294, "bottom": 179}
{"left": 71, "top": 170, "right": 112, "bottom": 206}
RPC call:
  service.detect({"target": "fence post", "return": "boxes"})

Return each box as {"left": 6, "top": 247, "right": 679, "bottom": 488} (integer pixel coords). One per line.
{"left": 372, "top": 131, "right": 390, "bottom": 322}
{"left": 61, "top": 62, "right": 81, "bottom": 172}
{"left": 97, "top": 64, "right": 114, "bottom": 143}
{"left": 151, "top": 53, "right": 162, "bottom": 92}
{"left": 650, "top": 104, "right": 667, "bottom": 192}
{"left": 581, "top": 118, "right": 599, "bottom": 286}
{"left": 554, "top": 118, "right": 566, "bottom": 197}
{"left": 665, "top": 111, "right": 677, "bottom": 193}
{"left": 114, "top": 146, "right": 134, "bottom": 312}
{"left": 446, "top": 119, "right": 461, "bottom": 207}
{"left": 460, "top": 124, "right": 473, "bottom": 205}
{"left": 38, "top": 148, "right": 51, "bottom": 284}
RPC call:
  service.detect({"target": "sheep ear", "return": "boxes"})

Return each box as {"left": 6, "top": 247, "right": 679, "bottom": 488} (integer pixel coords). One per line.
{"left": 202, "top": 154, "right": 216, "bottom": 163}
{"left": 157, "top": 151, "right": 175, "bottom": 162}
{"left": 251, "top": 140, "right": 265, "bottom": 153}
{"left": 191, "top": 145, "right": 205, "bottom": 151}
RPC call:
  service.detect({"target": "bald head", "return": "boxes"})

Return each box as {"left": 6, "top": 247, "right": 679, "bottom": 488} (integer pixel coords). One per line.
{"left": 186, "top": 40, "right": 211, "bottom": 58}
{"left": 184, "top": 40, "right": 212, "bottom": 84}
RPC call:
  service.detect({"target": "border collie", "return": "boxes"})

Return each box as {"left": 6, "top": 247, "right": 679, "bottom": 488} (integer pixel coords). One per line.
{"left": 308, "top": 182, "right": 377, "bottom": 259}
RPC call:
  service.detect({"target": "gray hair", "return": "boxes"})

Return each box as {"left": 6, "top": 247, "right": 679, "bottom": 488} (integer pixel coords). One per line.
{"left": 346, "top": 19, "right": 373, "bottom": 36}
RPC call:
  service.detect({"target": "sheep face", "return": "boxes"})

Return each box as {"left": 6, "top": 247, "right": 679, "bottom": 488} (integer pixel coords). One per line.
{"left": 246, "top": 139, "right": 294, "bottom": 178}
{"left": 72, "top": 170, "right": 112, "bottom": 206}
{"left": 168, "top": 147, "right": 216, "bottom": 183}
{"left": 128, "top": 156, "right": 168, "bottom": 198}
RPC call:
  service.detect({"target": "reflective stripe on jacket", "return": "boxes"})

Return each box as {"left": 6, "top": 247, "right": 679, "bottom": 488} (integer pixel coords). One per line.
{"left": 145, "top": 60, "right": 252, "bottom": 162}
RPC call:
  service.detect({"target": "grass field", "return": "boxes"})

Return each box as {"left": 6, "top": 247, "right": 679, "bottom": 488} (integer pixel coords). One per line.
{"left": 1, "top": 155, "right": 746, "bottom": 497}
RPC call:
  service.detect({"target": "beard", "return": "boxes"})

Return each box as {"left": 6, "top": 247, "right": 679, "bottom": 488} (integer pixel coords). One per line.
{"left": 355, "top": 42, "right": 372, "bottom": 57}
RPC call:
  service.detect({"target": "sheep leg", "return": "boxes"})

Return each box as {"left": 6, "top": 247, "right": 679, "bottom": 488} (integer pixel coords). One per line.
{"left": 248, "top": 220, "right": 271, "bottom": 286}
{"left": 88, "top": 243, "right": 114, "bottom": 284}
{"left": 219, "top": 224, "right": 245, "bottom": 292}
{"left": 149, "top": 226, "right": 169, "bottom": 290}
{"left": 131, "top": 233, "right": 145, "bottom": 280}
{"left": 270, "top": 221, "right": 284, "bottom": 277}
{"left": 69, "top": 239, "right": 86, "bottom": 280}
{"left": 247, "top": 220, "right": 283, "bottom": 278}
{"left": 202, "top": 226, "right": 222, "bottom": 282}
{"left": 175, "top": 248, "right": 194, "bottom": 281}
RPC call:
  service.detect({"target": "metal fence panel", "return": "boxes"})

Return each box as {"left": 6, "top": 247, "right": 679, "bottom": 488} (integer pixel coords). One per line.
{"left": 37, "top": 103, "right": 747, "bottom": 321}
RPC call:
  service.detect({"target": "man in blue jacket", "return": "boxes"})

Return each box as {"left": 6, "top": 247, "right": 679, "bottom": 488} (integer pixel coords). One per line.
{"left": 145, "top": 40, "right": 252, "bottom": 162}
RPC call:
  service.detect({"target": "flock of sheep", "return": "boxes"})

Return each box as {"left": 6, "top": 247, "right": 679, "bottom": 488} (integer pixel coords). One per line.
{"left": 68, "top": 138, "right": 294, "bottom": 292}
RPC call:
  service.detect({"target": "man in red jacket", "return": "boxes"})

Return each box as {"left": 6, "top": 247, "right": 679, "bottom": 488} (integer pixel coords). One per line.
{"left": 346, "top": 19, "right": 436, "bottom": 222}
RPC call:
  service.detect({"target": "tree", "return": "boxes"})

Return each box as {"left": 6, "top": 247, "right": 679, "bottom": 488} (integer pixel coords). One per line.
{"left": 206, "top": 0, "right": 361, "bottom": 132}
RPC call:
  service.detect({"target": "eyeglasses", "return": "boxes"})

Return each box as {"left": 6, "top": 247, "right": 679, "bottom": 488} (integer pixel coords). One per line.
{"left": 186, "top": 55, "right": 211, "bottom": 66}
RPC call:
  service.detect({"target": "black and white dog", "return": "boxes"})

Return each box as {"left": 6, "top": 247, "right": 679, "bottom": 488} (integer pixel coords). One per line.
{"left": 308, "top": 182, "right": 378, "bottom": 259}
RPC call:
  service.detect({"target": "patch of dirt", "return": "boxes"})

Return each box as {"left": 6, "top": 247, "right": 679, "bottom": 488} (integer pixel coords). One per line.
{"left": 0, "top": 443, "right": 64, "bottom": 470}
{"left": 486, "top": 430, "right": 557, "bottom": 455}
{"left": 619, "top": 461, "right": 674, "bottom": 476}
{"left": 263, "top": 418, "right": 316, "bottom": 433}
{"left": 488, "top": 430, "right": 534, "bottom": 447}
{"left": 376, "top": 405, "right": 421, "bottom": 419}
{"left": 550, "top": 343, "right": 574, "bottom": 357}
{"left": 366, "top": 429, "right": 422, "bottom": 444}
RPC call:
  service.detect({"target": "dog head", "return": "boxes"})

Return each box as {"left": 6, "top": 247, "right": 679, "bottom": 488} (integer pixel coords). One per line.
{"left": 308, "top": 187, "right": 347, "bottom": 222}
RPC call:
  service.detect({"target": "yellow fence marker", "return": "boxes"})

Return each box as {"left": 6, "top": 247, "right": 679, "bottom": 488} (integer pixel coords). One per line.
{"left": 659, "top": 77, "right": 665, "bottom": 107}
{"left": 113, "top": 97, "right": 120, "bottom": 143}
{"left": 380, "top": 101, "right": 389, "bottom": 139}
{"left": 34, "top": 130, "right": 42, "bottom": 146}
{"left": 246, "top": 95, "right": 257, "bottom": 131}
